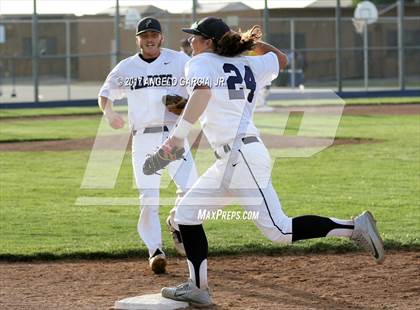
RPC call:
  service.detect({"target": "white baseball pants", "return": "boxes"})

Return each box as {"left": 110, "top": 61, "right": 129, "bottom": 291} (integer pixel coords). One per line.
{"left": 174, "top": 138, "right": 293, "bottom": 244}
{"left": 132, "top": 125, "right": 198, "bottom": 256}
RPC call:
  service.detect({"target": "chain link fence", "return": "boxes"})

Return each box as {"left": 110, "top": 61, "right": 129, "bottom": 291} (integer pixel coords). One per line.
{"left": 0, "top": 15, "right": 419, "bottom": 103}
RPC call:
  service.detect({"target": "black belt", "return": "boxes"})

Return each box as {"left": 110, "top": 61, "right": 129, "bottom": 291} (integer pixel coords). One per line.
{"left": 214, "top": 136, "right": 259, "bottom": 159}
{"left": 132, "top": 126, "right": 169, "bottom": 136}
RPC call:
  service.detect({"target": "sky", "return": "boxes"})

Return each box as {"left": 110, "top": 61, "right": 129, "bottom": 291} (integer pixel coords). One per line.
{"left": 0, "top": 0, "right": 316, "bottom": 16}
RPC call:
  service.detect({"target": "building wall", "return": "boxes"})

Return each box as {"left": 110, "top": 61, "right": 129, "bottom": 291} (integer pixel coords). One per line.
{"left": 266, "top": 6, "right": 420, "bottom": 82}
{"left": 0, "top": 17, "right": 77, "bottom": 79}
{"left": 75, "top": 19, "right": 115, "bottom": 81}
{"left": 1, "top": 5, "right": 419, "bottom": 84}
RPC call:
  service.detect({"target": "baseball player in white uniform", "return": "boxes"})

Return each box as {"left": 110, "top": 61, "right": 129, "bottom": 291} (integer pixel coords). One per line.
{"left": 149, "top": 17, "right": 385, "bottom": 306}
{"left": 98, "top": 17, "right": 198, "bottom": 274}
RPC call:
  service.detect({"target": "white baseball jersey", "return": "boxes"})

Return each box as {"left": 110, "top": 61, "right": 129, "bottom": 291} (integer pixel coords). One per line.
{"left": 176, "top": 52, "right": 293, "bottom": 244}
{"left": 185, "top": 52, "right": 279, "bottom": 148}
{"left": 99, "top": 48, "right": 190, "bottom": 129}
{"left": 98, "top": 48, "right": 198, "bottom": 257}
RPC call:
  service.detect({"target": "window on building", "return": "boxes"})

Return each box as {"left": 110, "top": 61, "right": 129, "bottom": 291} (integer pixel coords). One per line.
{"left": 405, "top": 30, "right": 420, "bottom": 47}
{"left": 22, "top": 37, "right": 31, "bottom": 56}
{"left": 270, "top": 33, "right": 306, "bottom": 51}
{"left": 22, "top": 37, "right": 58, "bottom": 56}
{"left": 386, "top": 30, "right": 397, "bottom": 57}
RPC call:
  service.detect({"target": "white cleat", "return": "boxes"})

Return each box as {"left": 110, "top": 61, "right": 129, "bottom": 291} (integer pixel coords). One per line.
{"left": 166, "top": 215, "right": 186, "bottom": 256}
{"left": 149, "top": 252, "right": 167, "bottom": 274}
{"left": 351, "top": 211, "right": 385, "bottom": 264}
{"left": 161, "top": 280, "right": 213, "bottom": 307}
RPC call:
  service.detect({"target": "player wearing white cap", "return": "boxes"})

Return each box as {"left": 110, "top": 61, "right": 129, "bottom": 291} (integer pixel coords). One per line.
{"left": 148, "top": 17, "right": 384, "bottom": 306}
{"left": 98, "top": 17, "right": 198, "bottom": 274}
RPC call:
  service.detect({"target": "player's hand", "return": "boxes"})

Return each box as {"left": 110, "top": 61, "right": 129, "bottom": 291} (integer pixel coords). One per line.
{"left": 143, "top": 136, "right": 185, "bottom": 175}
{"left": 164, "top": 136, "right": 184, "bottom": 149}
{"left": 105, "top": 110, "right": 125, "bottom": 129}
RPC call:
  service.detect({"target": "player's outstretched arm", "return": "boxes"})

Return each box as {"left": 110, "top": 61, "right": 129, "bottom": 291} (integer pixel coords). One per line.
{"left": 98, "top": 96, "right": 125, "bottom": 129}
{"left": 154, "top": 85, "right": 211, "bottom": 149}
{"left": 253, "top": 41, "right": 288, "bottom": 70}
{"left": 142, "top": 85, "right": 211, "bottom": 175}
{"left": 143, "top": 38, "right": 212, "bottom": 174}
{"left": 170, "top": 85, "right": 211, "bottom": 145}
{"left": 179, "top": 85, "right": 211, "bottom": 125}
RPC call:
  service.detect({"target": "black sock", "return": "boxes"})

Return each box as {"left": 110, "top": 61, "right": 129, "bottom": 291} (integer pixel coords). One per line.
{"left": 174, "top": 229, "right": 183, "bottom": 243}
{"left": 292, "top": 215, "right": 354, "bottom": 242}
{"left": 151, "top": 248, "right": 163, "bottom": 257}
{"left": 179, "top": 224, "right": 208, "bottom": 288}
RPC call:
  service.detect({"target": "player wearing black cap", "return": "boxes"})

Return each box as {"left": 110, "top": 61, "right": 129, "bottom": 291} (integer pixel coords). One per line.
{"left": 98, "top": 17, "right": 198, "bottom": 274}
{"left": 155, "top": 16, "right": 384, "bottom": 306}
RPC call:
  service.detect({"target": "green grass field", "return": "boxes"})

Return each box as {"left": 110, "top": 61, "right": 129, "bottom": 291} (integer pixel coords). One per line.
{"left": 0, "top": 105, "right": 127, "bottom": 118}
{"left": 0, "top": 105, "right": 419, "bottom": 260}
{"left": 0, "top": 118, "right": 100, "bottom": 142}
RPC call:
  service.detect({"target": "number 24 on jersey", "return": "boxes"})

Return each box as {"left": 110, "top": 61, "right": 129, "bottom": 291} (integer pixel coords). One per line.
{"left": 223, "top": 63, "right": 256, "bottom": 103}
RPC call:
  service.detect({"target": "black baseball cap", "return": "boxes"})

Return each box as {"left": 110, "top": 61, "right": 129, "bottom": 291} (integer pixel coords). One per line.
{"left": 182, "top": 17, "right": 230, "bottom": 41}
{"left": 136, "top": 17, "right": 161, "bottom": 35}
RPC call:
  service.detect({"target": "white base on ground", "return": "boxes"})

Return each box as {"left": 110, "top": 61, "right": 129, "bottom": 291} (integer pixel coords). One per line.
{"left": 114, "top": 293, "right": 188, "bottom": 310}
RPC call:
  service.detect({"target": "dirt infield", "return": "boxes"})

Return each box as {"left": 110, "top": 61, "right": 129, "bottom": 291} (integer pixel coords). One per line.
{"left": 342, "top": 103, "right": 420, "bottom": 115}
{"left": 1, "top": 251, "right": 419, "bottom": 309}
{"left": 273, "top": 103, "right": 420, "bottom": 115}
{"left": 0, "top": 134, "right": 377, "bottom": 152}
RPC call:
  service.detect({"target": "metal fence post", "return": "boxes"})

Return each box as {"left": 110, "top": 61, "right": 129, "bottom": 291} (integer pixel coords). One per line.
{"left": 363, "top": 22, "right": 369, "bottom": 90}
{"left": 192, "top": 0, "right": 197, "bottom": 23}
{"left": 115, "top": 0, "right": 120, "bottom": 64}
{"left": 65, "top": 20, "right": 71, "bottom": 100}
{"left": 263, "top": 0, "right": 269, "bottom": 42}
{"left": 398, "top": 0, "right": 405, "bottom": 90}
{"left": 11, "top": 54, "right": 17, "bottom": 97}
{"left": 336, "top": 0, "right": 342, "bottom": 92}
{"left": 290, "top": 19, "right": 296, "bottom": 88}
{"left": 0, "top": 62, "right": 2, "bottom": 97}
{"left": 32, "top": 0, "right": 39, "bottom": 103}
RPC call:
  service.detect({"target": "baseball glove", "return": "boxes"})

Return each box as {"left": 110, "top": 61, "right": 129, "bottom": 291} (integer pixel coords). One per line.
{"left": 143, "top": 143, "right": 185, "bottom": 175}
{"left": 163, "top": 95, "right": 188, "bottom": 115}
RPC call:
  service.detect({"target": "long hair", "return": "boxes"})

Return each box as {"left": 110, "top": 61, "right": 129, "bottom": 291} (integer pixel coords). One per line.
{"left": 213, "top": 25, "right": 262, "bottom": 57}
